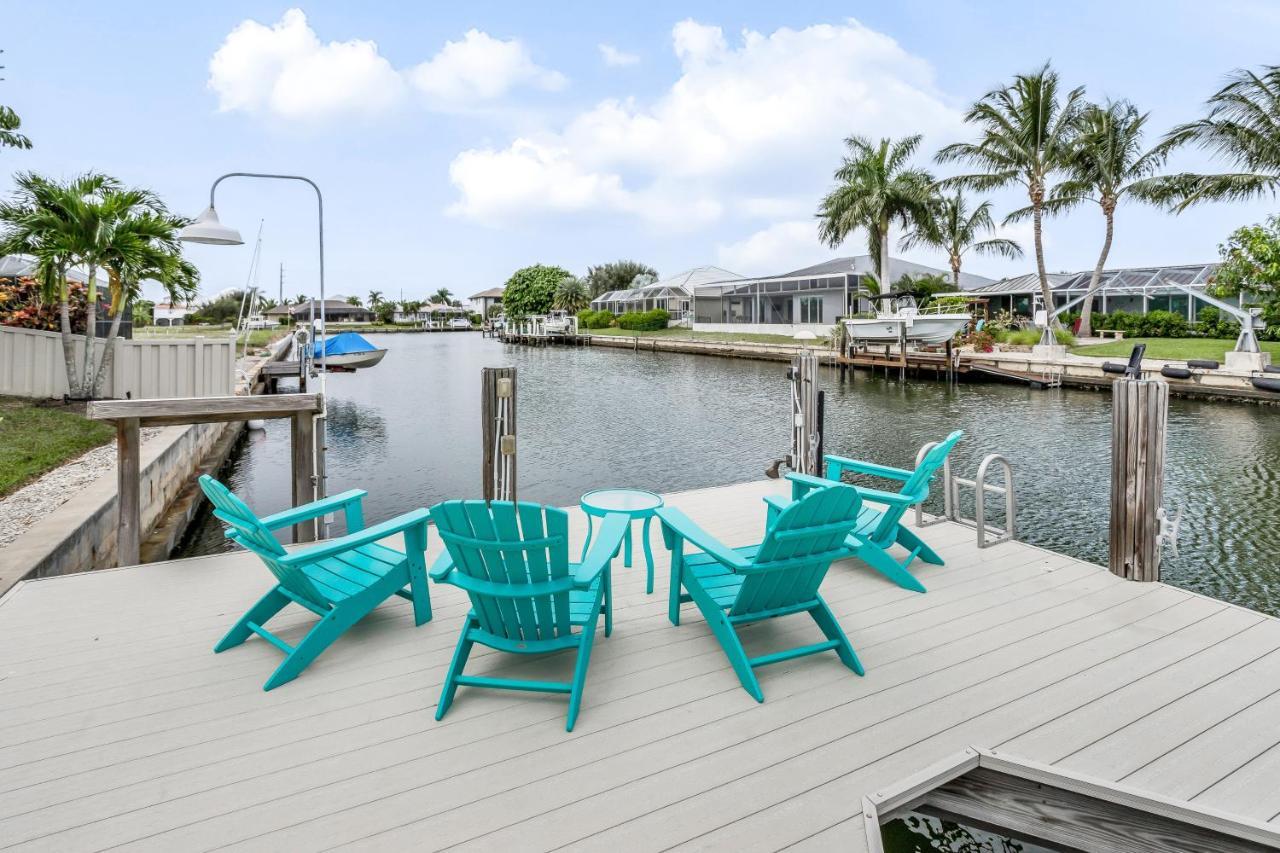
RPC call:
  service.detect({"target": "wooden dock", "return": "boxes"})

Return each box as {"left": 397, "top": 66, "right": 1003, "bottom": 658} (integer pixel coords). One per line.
{"left": 2, "top": 478, "right": 1279, "bottom": 851}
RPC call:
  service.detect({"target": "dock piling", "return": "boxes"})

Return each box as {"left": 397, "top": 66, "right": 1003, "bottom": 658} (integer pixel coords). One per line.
{"left": 481, "top": 367, "right": 517, "bottom": 503}
{"left": 1109, "top": 377, "right": 1168, "bottom": 581}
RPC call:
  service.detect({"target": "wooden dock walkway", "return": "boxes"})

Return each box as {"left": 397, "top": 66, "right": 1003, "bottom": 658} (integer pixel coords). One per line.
{"left": 2, "top": 478, "right": 1278, "bottom": 851}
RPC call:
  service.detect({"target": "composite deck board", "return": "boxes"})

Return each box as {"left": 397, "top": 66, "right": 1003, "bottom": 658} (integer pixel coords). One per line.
{"left": 0, "top": 478, "right": 1276, "bottom": 852}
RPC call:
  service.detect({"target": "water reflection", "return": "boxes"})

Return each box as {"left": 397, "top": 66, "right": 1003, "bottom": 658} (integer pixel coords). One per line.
{"left": 178, "top": 332, "right": 1280, "bottom": 616}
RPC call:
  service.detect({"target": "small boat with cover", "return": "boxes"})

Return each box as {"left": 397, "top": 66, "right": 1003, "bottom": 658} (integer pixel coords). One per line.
{"left": 314, "top": 332, "right": 387, "bottom": 371}
{"left": 843, "top": 292, "right": 970, "bottom": 345}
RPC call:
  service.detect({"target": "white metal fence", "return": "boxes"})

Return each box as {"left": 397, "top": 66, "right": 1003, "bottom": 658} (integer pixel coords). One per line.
{"left": 0, "top": 326, "right": 236, "bottom": 399}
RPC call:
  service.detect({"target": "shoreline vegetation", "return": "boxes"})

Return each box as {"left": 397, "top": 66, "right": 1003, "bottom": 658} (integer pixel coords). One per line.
{"left": 0, "top": 396, "right": 113, "bottom": 498}
{"left": 1069, "top": 337, "right": 1280, "bottom": 359}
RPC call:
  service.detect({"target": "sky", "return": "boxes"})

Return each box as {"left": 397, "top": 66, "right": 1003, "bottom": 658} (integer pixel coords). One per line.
{"left": 4, "top": 1, "right": 1279, "bottom": 304}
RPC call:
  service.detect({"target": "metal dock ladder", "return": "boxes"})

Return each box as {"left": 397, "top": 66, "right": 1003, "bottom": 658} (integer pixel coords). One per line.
{"left": 915, "top": 446, "right": 1017, "bottom": 548}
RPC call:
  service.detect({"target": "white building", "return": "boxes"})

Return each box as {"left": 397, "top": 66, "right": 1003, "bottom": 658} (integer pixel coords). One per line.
{"left": 469, "top": 287, "right": 504, "bottom": 316}
{"left": 692, "top": 256, "right": 992, "bottom": 336}
{"left": 151, "top": 302, "right": 195, "bottom": 327}
{"left": 590, "top": 266, "right": 743, "bottom": 322}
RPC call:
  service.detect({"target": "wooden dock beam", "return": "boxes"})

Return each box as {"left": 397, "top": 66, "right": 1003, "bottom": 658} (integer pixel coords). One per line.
{"left": 1108, "top": 378, "right": 1168, "bottom": 581}
{"left": 89, "top": 393, "right": 325, "bottom": 565}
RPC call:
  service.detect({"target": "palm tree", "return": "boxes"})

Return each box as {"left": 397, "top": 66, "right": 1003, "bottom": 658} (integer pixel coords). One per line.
{"left": 92, "top": 205, "right": 198, "bottom": 394}
{"left": 431, "top": 287, "right": 453, "bottom": 305}
{"left": 1157, "top": 64, "right": 1280, "bottom": 208}
{"left": 73, "top": 184, "right": 182, "bottom": 396}
{"left": 1054, "top": 101, "right": 1170, "bottom": 336}
{"left": 0, "top": 105, "right": 31, "bottom": 150}
{"left": 901, "top": 190, "right": 1023, "bottom": 289}
{"left": 0, "top": 172, "right": 122, "bottom": 395}
{"left": 938, "top": 63, "right": 1085, "bottom": 327}
{"left": 553, "top": 276, "right": 589, "bottom": 313}
{"left": 817, "top": 135, "right": 934, "bottom": 294}
{"left": 367, "top": 290, "right": 383, "bottom": 309}
{"left": 345, "top": 295, "right": 361, "bottom": 306}
{"left": 95, "top": 242, "right": 198, "bottom": 394}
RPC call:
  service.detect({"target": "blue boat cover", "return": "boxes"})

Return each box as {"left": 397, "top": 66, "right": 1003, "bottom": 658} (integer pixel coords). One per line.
{"left": 314, "top": 332, "right": 378, "bottom": 359}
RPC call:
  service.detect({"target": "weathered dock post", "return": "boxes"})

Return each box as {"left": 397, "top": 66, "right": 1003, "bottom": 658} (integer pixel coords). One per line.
{"left": 481, "top": 366, "right": 517, "bottom": 503}
{"left": 789, "top": 350, "right": 824, "bottom": 476}
{"left": 1109, "top": 377, "right": 1169, "bottom": 581}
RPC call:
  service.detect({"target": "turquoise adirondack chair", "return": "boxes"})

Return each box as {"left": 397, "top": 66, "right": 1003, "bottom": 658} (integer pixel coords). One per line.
{"left": 198, "top": 475, "right": 432, "bottom": 691}
{"left": 429, "top": 500, "right": 629, "bottom": 731}
{"left": 657, "top": 485, "right": 866, "bottom": 702}
{"left": 768, "top": 430, "right": 964, "bottom": 594}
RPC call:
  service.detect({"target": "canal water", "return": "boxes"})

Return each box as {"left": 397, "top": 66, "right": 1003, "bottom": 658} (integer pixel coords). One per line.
{"left": 180, "top": 332, "right": 1280, "bottom": 616}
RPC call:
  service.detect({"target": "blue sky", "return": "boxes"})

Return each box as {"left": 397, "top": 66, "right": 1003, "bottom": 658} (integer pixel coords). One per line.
{"left": 5, "top": 1, "right": 1279, "bottom": 303}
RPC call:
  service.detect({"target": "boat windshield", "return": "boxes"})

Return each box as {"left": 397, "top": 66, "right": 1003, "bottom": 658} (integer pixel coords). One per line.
{"left": 893, "top": 295, "right": 919, "bottom": 316}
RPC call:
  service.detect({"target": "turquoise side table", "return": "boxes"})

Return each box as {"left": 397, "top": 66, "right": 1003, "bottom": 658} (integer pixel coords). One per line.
{"left": 580, "top": 488, "right": 664, "bottom": 594}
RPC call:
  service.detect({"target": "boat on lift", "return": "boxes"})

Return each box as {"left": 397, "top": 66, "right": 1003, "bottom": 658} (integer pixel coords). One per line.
{"left": 543, "top": 309, "right": 576, "bottom": 335}
{"left": 843, "top": 292, "right": 970, "bottom": 345}
{"left": 313, "top": 331, "right": 388, "bottom": 371}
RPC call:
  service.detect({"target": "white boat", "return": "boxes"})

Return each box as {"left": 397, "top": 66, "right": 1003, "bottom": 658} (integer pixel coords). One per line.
{"left": 843, "top": 293, "right": 969, "bottom": 345}
{"left": 314, "top": 332, "right": 388, "bottom": 370}
{"left": 543, "top": 310, "right": 576, "bottom": 335}
{"left": 448, "top": 317, "right": 473, "bottom": 330}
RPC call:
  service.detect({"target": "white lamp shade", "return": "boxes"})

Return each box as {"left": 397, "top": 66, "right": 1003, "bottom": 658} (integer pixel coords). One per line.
{"left": 179, "top": 206, "right": 244, "bottom": 245}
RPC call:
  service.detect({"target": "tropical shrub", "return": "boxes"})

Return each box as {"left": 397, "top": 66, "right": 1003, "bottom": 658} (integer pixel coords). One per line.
{"left": 617, "top": 309, "right": 670, "bottom": 331}
{"left": 1139, "top": 310, "right": 1188, "bottom": 338}
{"left": 967, "top": 330, "right": 995, "bottom": 352}
{"left": 502, "top": 264, "right": 571, "bottom": 317}
{"left": 0, "top": 277, "right": 88, "bottom": 331}
{"left": 577, "top": 309, "right": 614, "bottom": 329}
{"left": 985, "top": 310, "right": 1017, "bottom": 334}
{"left": 584, "top": 260, "right": 658, "bottom": 297}
{"left": 189, "top": 291, "right": 246, "bottom": 325}
{"left": 1194, "top": 306, "right": 1238, "bottom": 338}
{"left": 999, "top": 329, "right": 1040, "bottom": 346}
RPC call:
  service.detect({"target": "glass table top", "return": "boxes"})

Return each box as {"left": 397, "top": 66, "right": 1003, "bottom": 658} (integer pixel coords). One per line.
{"left": 580, "top": 488, "right": 664, "bottom": 515}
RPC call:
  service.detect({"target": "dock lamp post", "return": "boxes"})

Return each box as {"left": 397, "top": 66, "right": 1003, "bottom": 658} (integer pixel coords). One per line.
{"left": 180, "top": 173, "right": 329, "bottom": 536}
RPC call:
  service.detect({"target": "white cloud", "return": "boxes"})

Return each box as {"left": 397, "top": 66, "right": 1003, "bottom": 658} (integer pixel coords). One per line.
{"left": 410, "top": 29, "right": 566, "bottom": 104}
{"left": 448, "top": 18, "right": 964, "bottom": 226}
{"left": 447, "top": 139, "right": 629, "bottom": 219}
{"left": 208, "top": 10, "right": 564, "bottom": 120}
{"left": 446, "top": 139, "right": 722, "bottom": 228}
{"left": 598, "top": 44, "right": 640, "bottom": 67}
{"left": 208, "top": 8, "right": 403, "bottom": 119}
{"left": 716, "top": 220, "right": 826, "bottom": 275}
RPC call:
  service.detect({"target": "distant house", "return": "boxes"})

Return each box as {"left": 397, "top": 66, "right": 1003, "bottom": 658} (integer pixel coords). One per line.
{"left": 591, "top": 266, "right": 743, "bottom": 322}
{"left": 264, "top": 299, "right": 375, "bottom": 324}
{"left": 469, "top": 287, "right": 503, "bottom": 316}
{"left": 692, "top": 255, "right": 988, "bottom": 335}
{"left": 393, "top": 302, "right": 470, "bottom": 325}
{"left": 950, "top": 263, "right": 1222, "bottom": 321}
{"left": 152, "top": 302, "right": 195, "bottom": 327}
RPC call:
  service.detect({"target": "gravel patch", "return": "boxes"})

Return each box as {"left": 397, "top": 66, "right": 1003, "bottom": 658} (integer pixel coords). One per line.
{"left": 0, "top": 428, "right": 163, "bottom": 548}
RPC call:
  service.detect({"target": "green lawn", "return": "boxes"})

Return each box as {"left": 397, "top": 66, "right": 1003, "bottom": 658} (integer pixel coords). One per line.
{"left": 1070, "top": 337, "right": 1280, "bottom": 360}
{"left": 586, "top": 327, "right": 826, "bottom": 346}
{"left": 0, "top": 397, "right": 115, "bottom": 498}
